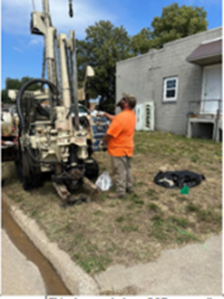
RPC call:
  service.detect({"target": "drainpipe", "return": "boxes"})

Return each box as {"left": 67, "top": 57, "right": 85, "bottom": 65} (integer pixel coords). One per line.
{"left": 213, "top": 100, "right": 221, "bottom": 142}
{"left": 186, "top": 101, "right": 194, "bottom": 137}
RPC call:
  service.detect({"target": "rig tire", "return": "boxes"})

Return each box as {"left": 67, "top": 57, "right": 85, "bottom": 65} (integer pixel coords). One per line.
{"left": 84, "top": 159, "right": 99, "bottom": 179}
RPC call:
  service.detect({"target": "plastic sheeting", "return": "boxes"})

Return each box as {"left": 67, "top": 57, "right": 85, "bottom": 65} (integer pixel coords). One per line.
{"left": 95, "top": 171, "right": 113, "bottom": 191}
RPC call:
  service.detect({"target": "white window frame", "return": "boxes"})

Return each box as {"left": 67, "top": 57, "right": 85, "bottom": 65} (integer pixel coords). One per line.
{"left": 163, "top": 77, "right": 178, "bottom": 102}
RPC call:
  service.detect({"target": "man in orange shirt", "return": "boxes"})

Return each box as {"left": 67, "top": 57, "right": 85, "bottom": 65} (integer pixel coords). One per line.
{"left": 102, "top": 93, "right": 137, "bottom": 199}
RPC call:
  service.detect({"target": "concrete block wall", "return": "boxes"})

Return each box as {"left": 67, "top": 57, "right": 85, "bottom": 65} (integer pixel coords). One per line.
{"left": 116, "top": 27, "right": 222, "bottom": 135}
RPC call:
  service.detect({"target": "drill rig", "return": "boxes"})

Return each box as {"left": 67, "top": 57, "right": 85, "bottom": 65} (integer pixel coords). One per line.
{"left": 2, "top": 0, "right": 107, "bottom": 204}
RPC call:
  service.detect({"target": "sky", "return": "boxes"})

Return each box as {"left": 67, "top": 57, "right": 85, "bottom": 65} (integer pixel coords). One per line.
{"left": 1, "top": 0, "right": 223, "bottom": 89}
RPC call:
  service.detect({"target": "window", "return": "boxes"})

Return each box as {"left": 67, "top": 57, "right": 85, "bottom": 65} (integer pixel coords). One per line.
{"left": 78, "top": 105, "right": 89, "bottom": 114}
{"left": 163, "top": 77, "right": 178, "bottom": 102}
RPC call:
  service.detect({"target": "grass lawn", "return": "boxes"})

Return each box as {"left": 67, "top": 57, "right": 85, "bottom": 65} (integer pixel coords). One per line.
{"left": 2, "top": 131, "right": 222, "bottom": 275}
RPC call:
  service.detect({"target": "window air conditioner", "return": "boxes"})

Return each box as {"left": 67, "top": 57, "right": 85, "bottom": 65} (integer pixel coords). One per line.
{"left": 144, "top": 102, "right": 154, "bottom": 130}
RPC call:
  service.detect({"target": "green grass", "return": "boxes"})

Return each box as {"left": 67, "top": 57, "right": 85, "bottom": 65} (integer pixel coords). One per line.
{"left": 147, "top": 203, "right": 161, "bottom": 213}
{"left": 196, "top": 209, "right": 222, "bottom": 226}
{"left": 136, "top": 181, "right": 148, "bottom": 186}
{"left": 64, "top": 223, "right": 72, "bottom": 232}
{"left": 176, "top": 230, "right": 200, "bottom": 244}
{"left": 74, "top": 253, "right": 111, "bottom": 273}
{"left": 116, "top": 216, "right": 124, "bottom": 223}
{"left": 168, "top": 216, "right": 189, "bottom": 228}
{"left": 93, "top": 210, "right": 104, "bottom": 216}
{"left": 121, "top": 225, "right": 139, "bottom": 232}
{"left": 185, "top": 203, "right": 200, "bottom": 213}
{"left": 15, "top": 197, "right": 24, "bottom": 203}
{"left": 129, "top": 193, "right": 144, "bottom": 205}
{"left": 146, "top": 188, "right": 159, "bottom": 201}
{"left": 2, "top": 131, "right": 222, "bottom": 278}
{"left": 176, "top": 196, "right": 188, "bottom": 202}
{"left": 151, "top": 217, "right": 169, "bottom": 241}
{"left": 152, "top": 215, "right": 164, "bottom": 223}
{"left": 98, "top": 192, "right": 107, "bottom": 202}
{"left": 29, "top": 210, "right": 38, "bottom": 217}
{"left": 150, "top": 215, "right": 197, "bottom": 243}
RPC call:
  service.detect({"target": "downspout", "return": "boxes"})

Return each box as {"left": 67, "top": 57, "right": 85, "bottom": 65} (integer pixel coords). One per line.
{"left": 213, "top": 100, "right": 221, "bottom": 142}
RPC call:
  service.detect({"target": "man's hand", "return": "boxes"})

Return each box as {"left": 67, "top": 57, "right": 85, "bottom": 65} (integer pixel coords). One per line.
{"left": 103, "top": 133, "right": 112, "bottom": 143}
{"left": 97, "top": 111, "right": 105, "bottom": 117}
{"left": 99, "top": 141, "right": 107, "bottom": 151}
{"left": 98, "top": 111, "right": 115, "bottom": 122}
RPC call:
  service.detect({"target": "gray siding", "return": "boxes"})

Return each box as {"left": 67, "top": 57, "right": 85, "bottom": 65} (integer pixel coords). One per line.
{"left": 116, "top": 27, "right": 222, "bottom": 135}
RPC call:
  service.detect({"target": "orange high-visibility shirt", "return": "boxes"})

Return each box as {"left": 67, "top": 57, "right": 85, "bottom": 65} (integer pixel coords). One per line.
{"left": 106, "top": 110, "right": 136, "bottom": 157}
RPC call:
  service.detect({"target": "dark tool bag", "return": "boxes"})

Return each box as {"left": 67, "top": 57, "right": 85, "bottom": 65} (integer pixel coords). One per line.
{"left": 154, "top": 170, "right": 205, "bottom": 189}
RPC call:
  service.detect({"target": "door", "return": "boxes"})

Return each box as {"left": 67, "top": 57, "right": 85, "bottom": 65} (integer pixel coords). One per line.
{"left": 200, "top": 64, "right": 222, "bottom": 114}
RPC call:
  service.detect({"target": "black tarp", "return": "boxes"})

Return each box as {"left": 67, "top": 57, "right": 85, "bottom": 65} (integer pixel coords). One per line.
{"left": 154, "top": 170, "right": 205, "bottom": 189}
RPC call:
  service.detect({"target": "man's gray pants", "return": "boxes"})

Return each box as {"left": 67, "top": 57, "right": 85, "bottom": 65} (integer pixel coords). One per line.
{"left": 111, "top": 156, "right": 134, "bottom": 196}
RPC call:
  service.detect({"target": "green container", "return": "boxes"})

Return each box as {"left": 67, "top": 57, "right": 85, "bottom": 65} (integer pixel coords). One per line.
{"left": 180, "top": 185, "right": 189, "bottom": 195}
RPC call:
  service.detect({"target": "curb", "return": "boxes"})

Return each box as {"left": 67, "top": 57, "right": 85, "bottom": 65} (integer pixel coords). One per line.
{"left": 3, "top": 193, "right": 100, "bottom": 295}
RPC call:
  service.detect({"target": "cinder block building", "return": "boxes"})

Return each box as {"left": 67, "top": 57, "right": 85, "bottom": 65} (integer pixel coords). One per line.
{"left": 116, "top": 27, "right": 222, "bottom": 141}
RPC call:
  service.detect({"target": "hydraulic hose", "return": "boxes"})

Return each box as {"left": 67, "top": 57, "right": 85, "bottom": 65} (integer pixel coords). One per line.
{"left": 16, "top": 78, "right": 59, "bottom": 131}
{"left": 26, "top": 144, "right": 67, "bottom": 167}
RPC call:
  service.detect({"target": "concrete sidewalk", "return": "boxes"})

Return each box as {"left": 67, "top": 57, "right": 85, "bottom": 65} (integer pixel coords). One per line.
{"left": 95, "top": 234, "right": 222, "bottom": 295}
{"left": 3, "top": 192, "right": 222, "bottom": 296}
{"left": 2, "top": 229, "right": 46, "bottom": 295}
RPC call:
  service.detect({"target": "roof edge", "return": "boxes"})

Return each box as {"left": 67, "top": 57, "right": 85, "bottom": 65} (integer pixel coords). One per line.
{"left": 116, "top": 48, "right": 164, "bottom": 65}
{"left": 164, "top": 26, "right": 222, "bottom": 48}
{"left": 201, "top": 36, "right": 222, "bottom": 45}
{"left": 117, "top": 26, "right": 222, "bottom": 65}
{"left": 187, "top": 52, "right": 222, "bottom": 62}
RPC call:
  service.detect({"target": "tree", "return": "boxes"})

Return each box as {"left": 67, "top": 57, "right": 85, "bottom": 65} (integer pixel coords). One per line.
{"left": 151, "top": 3, "right": 208, "bottom": 47}
{"left": 77, "top": 20, "right": 132, "bottom": 113}
{"left": 131, "top": 28, "right": 153, "bottom": 55}
{"left": 131, "top": 3, "right": 208, "bottom": 54}
{"left": 5, "top": 77, "right": 41, "bottom": 91}
{"left": 1, "top": 89, "right": 11, "bottom": 104}
{"left": 1, "top": 77, "right": 41, "bottom": 103}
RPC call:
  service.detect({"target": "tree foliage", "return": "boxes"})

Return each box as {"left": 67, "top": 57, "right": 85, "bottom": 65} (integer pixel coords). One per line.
{"left": 131, "top": 28, "right": 153, "bottom": 55}
{"left": 2, "top": 77, "right": 41, "bottom": 103}
{"left": 131, "top": 3, "right": 208, "bottom": 55}
{"left": 77, "top": 20, "right": 132, "bottom": 113}
{"left": 152, "top": 3, "right": 208, "bottom": 47}
{"left": 2, "top": 4, "right": 209, "bottom": 109}
{"left": 1, "top": 89, "right": 10, "bottom": 104}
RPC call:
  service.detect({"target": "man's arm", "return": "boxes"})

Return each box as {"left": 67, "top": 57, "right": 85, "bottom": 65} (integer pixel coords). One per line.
{"left": 97, "top": 111, "right": 115, "bottom": 122}
{"left": 99, "top": 133, "right": 112, "bottom": 151}
{"left": 104, "top": 112, "right": 114, "bottom": 122}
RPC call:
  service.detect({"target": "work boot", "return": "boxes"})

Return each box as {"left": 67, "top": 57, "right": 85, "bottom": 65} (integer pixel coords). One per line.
{"left": 107, "top": 193, "right": 125, "bottom": 199}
